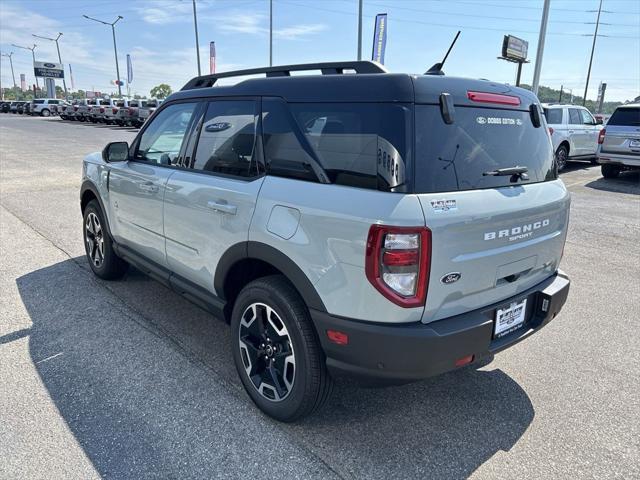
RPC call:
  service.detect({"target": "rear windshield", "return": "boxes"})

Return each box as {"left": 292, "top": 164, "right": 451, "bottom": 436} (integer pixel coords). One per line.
{"left": 147, "top": 101, "right": 158, "bottom": 107}
{"left": 33, "top": 100, "right": 45, "bottom": 104}
{"left": 543, "top": 107, "right": 563, "bottom": 124}
{"left": 116, "top": 101, "right": 126, "bottom": 107}
{"left": 608, "top": 107, "right": 640, "bottom": 126}
{"left": 414, "top": 105, "right": 556, "bottom": 193}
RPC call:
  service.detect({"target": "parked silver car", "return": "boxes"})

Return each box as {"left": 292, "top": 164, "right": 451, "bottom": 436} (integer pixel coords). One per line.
{"left": 542, "top": 104, "right": 603, "bottom": 170}
{"left": 597, "top": 104, "right": 640, "bottom": 178}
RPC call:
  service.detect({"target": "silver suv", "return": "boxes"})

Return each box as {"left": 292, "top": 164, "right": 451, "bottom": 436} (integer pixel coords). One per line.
{"left": 31, "top": 98, "right": 63, "bottom": 117}
{"left": 597, "top": 104, "right": 640, "bottom": 178}
{"left": 80, "top": 62, "right": 571, "bottom": 421}
{"left": 542, "top": 103, "right": 602, "bottom": 170}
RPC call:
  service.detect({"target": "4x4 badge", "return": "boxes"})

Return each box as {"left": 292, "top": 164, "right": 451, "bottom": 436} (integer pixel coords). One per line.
{"left": 441, "top": 272, "right": 461, "bottom": 284}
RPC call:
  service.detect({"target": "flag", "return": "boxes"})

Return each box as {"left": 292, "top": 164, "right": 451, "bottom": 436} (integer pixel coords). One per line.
{"left": 127, "top": 54, "right": 133, "bottom": 84}
{"left": 371, "top": 13, "right": 388, "bottom": 65}
{"left": 69, "top": 64, "right": 75, "bottom": 89}
{"left": 210, "top": 42, "right": 216, "bottom": 74}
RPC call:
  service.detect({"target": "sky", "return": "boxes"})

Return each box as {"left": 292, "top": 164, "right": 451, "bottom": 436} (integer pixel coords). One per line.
{"left": 1, "top": 0, "right": 638, "bottom": 102}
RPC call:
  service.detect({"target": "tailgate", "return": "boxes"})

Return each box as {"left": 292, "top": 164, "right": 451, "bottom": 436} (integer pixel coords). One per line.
{"left": 601, "top": 126, "right": 640, "bottom": 157}
{"left": 417, "top": 182, "right": 569, "bottom": 323}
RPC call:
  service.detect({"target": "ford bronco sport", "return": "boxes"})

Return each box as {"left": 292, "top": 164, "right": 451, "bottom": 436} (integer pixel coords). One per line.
{"left": 80, "top": 61, "right": 571, "bottom": 422}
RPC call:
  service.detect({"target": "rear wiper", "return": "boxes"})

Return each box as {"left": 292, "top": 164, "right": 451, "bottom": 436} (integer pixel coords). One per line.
{"left": 483, "top": 166, "right": 529, "bottom": 181}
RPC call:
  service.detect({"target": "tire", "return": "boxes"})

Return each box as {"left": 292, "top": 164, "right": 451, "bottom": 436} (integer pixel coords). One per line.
{"left": 590, "top": 157, "right": 599, "bottom": 165}
{"left": 41, "top": 109, "right": 50, "bottom": 117}
{"left": 601, "top": 164, "right": 620, "bottom": 179}
{"left": 231, "top": 275, "right": 333, "bottom": 422}
{"left": 82, "top": 200, "right": 128, "bottom": 280}
{"left": 555, "top": 144, "right": 569, "bottom": 172}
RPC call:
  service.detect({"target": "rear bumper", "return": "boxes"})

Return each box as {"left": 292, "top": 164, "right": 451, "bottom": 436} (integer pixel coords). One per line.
{"left": 311, "top": 270, "right": 570, "bottom": 385}
{"left": 597, "top": 153, "right": 640, "bottom": 168}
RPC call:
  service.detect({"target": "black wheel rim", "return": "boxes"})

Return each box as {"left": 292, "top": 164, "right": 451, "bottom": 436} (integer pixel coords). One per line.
{"left": 556, "top": 148, "right": 567, "bottom": 170}
{"left": 85, "top": 212, "right": 105, "bottom": 268}
{"left": 238, "top": 303, "right": 295, "bottom": 402}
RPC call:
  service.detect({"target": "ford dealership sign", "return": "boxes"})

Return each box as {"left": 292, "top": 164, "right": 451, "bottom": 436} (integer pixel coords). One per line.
{"left": 34, "top": 61, "right": 64, "bottom": 79}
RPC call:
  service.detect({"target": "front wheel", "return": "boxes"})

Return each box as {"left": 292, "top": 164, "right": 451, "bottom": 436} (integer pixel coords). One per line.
{"left": 83, "top": 200, "right": 128, "bottom": 280}
{"left": 601, "top": 164, "right": 621, "bottom": 179}
{"left": 41, "top": 109, "right": 50, "bottom": 117}
{"left": 231, "top": 276, "right": 333, "bottom": 422}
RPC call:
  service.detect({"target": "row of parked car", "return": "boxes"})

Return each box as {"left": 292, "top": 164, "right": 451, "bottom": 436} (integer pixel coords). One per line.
{"left": 0, "top": 98, "right": 162, "bottom": 128}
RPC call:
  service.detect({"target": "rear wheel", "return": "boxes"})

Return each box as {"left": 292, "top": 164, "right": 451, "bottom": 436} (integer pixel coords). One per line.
{"left": 231, "top": 276, "right": 333, "bottom": 422}
{"left": 83, "top": 200, "right": 128, "bottom": 280}
{"left": 601, "top": 164, "right": 621, "bottom": 179}
{"left": 41, "top": 109, "right": 50, "bottom": 117}
{"left": 555, "top": 144, "right": 569, "bottom": 172}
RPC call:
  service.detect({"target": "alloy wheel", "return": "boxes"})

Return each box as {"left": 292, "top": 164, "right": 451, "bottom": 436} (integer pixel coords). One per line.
{"left": 238, "top": 302, "right": 296, "bottom": 402}
{"left": 556, "top": 147, "right": 568, "bottom": 171}
{"left": 85, "top": 212, "right": 105, "bottom": 268}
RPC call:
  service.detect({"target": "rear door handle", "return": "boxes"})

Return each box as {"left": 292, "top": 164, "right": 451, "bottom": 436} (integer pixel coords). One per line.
{"left": 207, "top": 200, "right": 237, "bottom": 215}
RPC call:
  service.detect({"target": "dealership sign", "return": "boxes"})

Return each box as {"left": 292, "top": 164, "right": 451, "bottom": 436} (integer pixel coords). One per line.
{"left": 501, "top": 35, "right": 528, "bottom": 62}
{"left": 34, "top": 61, "right": 65, "bottom": 79}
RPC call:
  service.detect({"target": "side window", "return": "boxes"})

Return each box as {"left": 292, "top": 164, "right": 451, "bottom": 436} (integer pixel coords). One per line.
{"left": 135, "top": 102, "right": 198, "bottom": 165}
{"left": 290, "top": 103, "right": 410, "bottom": 191}
{"left": 543, "top": 108, "right": 562, "bottom": 125}
{"left": 191, "top": 100, "right": 259, "bottom": 178}
{"left": 580, "top": 109, "right": 595, "bottom": 125}
{"left": 568, "top": 108, "right": 582, "bottom": 125}
{"left": 262, "top": 98, "right": 318, "bottom": 182}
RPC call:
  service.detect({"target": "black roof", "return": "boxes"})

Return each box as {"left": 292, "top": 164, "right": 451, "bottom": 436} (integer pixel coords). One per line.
{"left": 169, "top": 60, "right": 539, "bottom": 108}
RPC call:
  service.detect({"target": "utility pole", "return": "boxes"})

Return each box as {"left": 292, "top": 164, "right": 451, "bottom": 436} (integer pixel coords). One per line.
{"left": 531, "top": 0, "right": 550, "bottom": 95}
{"left": 1, "top": 52, "right": 17, "bottom": 88}
{"left": 83, "top": 15, "right": 123, "bottom": 96}
{"left": 269, "top": 0, "right": 273, "bottom": 66}
{"left": 583, "top": 0, "right": 603, "bottom": 106}
{"left": 12, "top": 44, "right": 39, "bottom": 92}
{"left": 192, "top": 0, "right": 201, "bottom": 75}
{"left": 32, "top": 32, "right": 68, "bottom": 96}
{"left": 357, "top": 0, "right": 363, "bottom": 60}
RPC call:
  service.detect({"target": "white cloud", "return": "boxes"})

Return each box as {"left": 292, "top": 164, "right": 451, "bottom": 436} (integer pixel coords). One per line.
{"left": 212, "top": 12, "right": 327, "bottom": 40}
{"left": 136, "top": 1, "right": 194, "bottom": 25}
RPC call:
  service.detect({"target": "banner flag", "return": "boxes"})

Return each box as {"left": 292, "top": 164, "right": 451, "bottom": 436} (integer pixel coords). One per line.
{"left": 127, "top": 54, "right": 133, "bottom": 84}
{"left": 210, "top": 42, "right": 216, "bottom": 74}
{"left": 371, "top": 13, "right": 388, "bottom": 65}
{"left": 69, "top": 64, "right": 75, "bottom": 89}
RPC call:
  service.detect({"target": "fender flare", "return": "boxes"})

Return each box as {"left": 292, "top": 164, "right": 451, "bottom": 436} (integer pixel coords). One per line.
{"left": 214, "top": 241, "right": 327, "bottom": 313}
{"left": 80, "top": 180, "right": 113, "bottom": 237}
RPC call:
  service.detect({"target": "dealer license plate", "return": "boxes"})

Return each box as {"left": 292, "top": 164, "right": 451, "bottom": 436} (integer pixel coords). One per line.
{"left": 494, "top": 298, "right": 527, "bottom": 338}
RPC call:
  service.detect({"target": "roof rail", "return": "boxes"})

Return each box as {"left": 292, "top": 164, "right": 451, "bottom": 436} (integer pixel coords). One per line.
{"left": 181, "top": 61, "right": 389, "bottom": 90}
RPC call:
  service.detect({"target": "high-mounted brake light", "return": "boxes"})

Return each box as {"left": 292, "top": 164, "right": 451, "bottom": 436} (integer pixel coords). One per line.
{"left": 598, "top": 128, "right": 606, "bottom": 144}
{"left": 365, "top": 225, "right": 431, "bottom": 308}
{"left": 467, "top": 91, "right": 521, "bottom": 106}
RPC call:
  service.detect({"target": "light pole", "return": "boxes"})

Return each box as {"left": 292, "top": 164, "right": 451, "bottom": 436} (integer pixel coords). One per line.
{"left": 192, "top": 0, "right": 201, "bottom": 75}
{"left": 269, "top": 0, "right": 273, "bottom": 66}
{"left": 12, "top": 43, "right": 39, "bottom": 92}
{"left": 583, "top": 0, "right": 603, "bottom": 106}
{"left": 1, "top": 52, "right": 17, "bottom": 88}
{"left": 531, "top": 0, "right": 550, "bottom": 95}
{"left": 32, "top": 32, "right": 68, "bottom": 96}
{"left": 357, "top": 0, "right": 363, "bottom": 60}
{"left": 83, "top": 15, "right": 123, "bottom": 96}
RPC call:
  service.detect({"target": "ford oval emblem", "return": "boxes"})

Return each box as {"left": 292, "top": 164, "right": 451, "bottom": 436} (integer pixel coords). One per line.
{"left": 44, "top": 63, "right": 56, "bottom": 68}
{"left": 441, "top": 272, "right": 461, "bottom": 284}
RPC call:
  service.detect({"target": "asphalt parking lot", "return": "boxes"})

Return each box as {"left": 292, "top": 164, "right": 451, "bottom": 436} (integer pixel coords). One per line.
{"left": 1, "top": 114, "right": 638, "bottom": 479}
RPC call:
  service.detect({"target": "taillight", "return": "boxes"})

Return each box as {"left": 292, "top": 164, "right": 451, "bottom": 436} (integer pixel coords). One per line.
{"left": 365, "top": 225, "right": 431, "bottom": 307}
{"left": 467, "top": 91, "right": 521, "bottom": 106}
{"left": 99, "top": 107, "right": 105, "bottom": 113}
{"left": 128, "top": 108, "right": 135, "bottom": 115}
{"left": 598, "top": 128, "right": 606, "bottom": 144}
{"left": 548, "top": 127, "right": 554, "bottom": 136}
{"left": 112, "top": 107, "right": 118, "bottom": 114}
{"left": 73, "top": 106, "right": 79, "bottom": 111}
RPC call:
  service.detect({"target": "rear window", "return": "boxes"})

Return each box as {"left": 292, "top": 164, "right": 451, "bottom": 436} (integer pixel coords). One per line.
{"left": 608, "top": 107, "right": 640, "bottom": 126}
{"left": 33, "top": 100, "right": 44, "bottom": 104}
{"left": 543, "top": 108, "right": 562, "bottom": 124}
{"left": 414, "top": 105, "right": 556, "bottom": 193}
{"left": 116, "top": 101, "right": 126, "bottom": 107}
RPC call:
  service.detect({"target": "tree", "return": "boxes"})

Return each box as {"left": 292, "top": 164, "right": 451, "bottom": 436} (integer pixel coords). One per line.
{"left": 150, "top": 83, "right": 172, "bottom": 99}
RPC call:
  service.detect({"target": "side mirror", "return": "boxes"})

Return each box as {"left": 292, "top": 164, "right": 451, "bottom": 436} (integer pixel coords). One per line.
{"left": 102, "top": 141, "right": 129, "bottom": 163}
{"left": 596, "top": 118, "right": 603, "bottom": 125}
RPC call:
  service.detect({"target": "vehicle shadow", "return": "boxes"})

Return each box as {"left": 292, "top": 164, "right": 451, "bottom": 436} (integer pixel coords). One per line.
{"left": 17, "top": 258, "right": 534, "bottom": 479}
{"left": 585, "top": 171, "right": 639, "bottom": 195}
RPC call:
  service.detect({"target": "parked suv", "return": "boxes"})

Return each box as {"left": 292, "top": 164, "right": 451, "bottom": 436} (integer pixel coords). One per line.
{"left": 31, "top": 98, "right": 63, "bottom": 117}
{"left": 597, "top": 104, "right": 640, "bottom": 178}
{"left": 542, "top": 103, "right": 602, "bottom": 170}
{"left": 81, "top": 62, "right": 571, "bottom": 421}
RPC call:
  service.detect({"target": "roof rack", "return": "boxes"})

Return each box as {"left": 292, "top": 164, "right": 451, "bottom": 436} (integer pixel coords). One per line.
{"left": 181, "top": 61, "right": 389, "bottom": 90}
